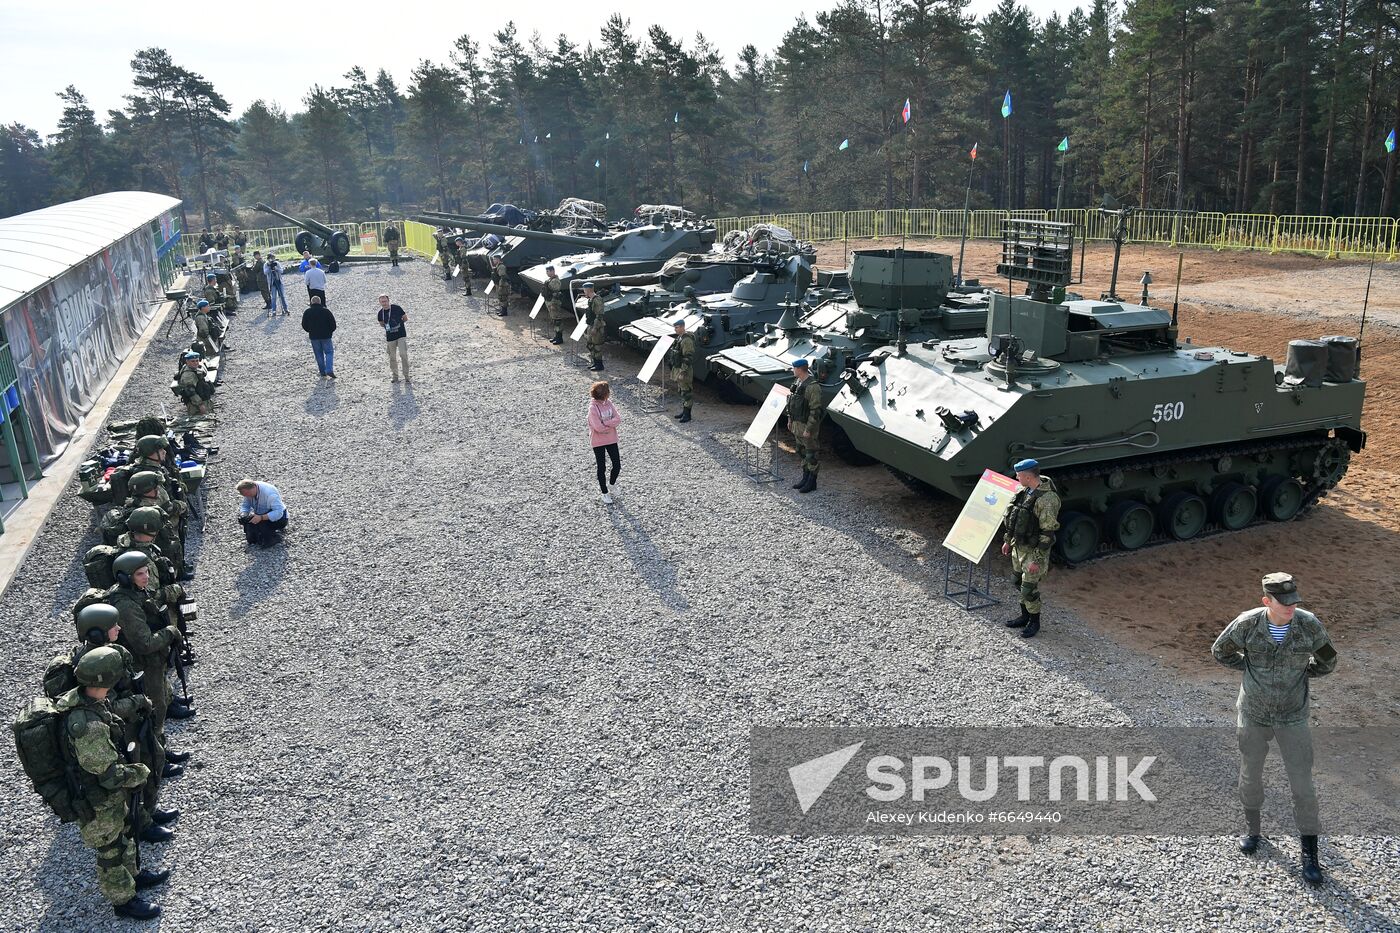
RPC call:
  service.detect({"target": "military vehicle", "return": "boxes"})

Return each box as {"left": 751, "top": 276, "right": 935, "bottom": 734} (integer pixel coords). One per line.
{"left": 826, "top": 217, "right": 1367, "bottom": 562}
{"left": 417, "top": 200, "right": 613, "bottom": 276}
{"left": 515, "top": 220, "right": 718, "bottom": 296}
{"left": 253, "top": 203, "right": 389, "bottom": 268}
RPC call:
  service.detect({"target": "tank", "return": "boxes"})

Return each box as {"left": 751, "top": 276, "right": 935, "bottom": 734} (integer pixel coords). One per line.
{"left": 516, "top": 221, "right": 718, "bottom": 296}
{"left": 415, "top": 207, "right": 613, "bottom": 277}
{"left": 709, "top": 248, "right": 993, "bottom": 407}
{"left": 825, "top": 218, "right": 1367, "bottom": 562}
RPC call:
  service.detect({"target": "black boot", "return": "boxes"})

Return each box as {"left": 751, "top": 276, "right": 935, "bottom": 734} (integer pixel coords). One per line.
{"left": 164, "top": 749, "right": 191, "bottom": 764}
{"left": 1020, "top": 612, "right": 1041, "bottom": 638}
{"left": 799, "top": 472, "right": 818, "bottom": 493}
{"left": 140, "top": 823, "right": 174, "bottom": 843}
{"left": 676, "top": 407, "right": 692, "bottom": 423}
{"left": 134, "top": 868, "right": 170, "bottom": 890}
{"left": 114, "top": 896, "right": 161, "bottom": 919}
{"left": 1005, "top": 604, "right": 1030, "bottom": 628}
{"left": 550, "top": 334, "right": 563, "bottom": 345}
{"left": 166, "top": 703, "right": 194, "bottom": 721}
{"left": 151, "top": 807, "right": 180, "bottom": 825}
{"left": 791, "top": 470, "right": 810, "bottom": 489}
{"left": 1300, "top": 835, "right": 1324, "bottom": 885}
{"left": 1238, "top": 809, "right": 1261, "bottom": 854}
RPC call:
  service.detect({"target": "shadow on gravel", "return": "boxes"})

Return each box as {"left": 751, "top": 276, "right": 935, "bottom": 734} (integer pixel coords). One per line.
{"left": 32, "top": 832, "right": 99, "bottom": 933}
{"left": 1255, "top": 843, "right": 1400, "bottom": 931}
{"left": 389, "top": 386, "right": 419, "bottom": 428}
{"left": 260, "top": 313, "right": 289, "bottom": 335}
{"left": 305, "top": 381, "right": 339, "bottom": 417}
{"left": 606, "top": 501, "right": 690, "bottom": 611}
{"left": 229, "top": 543, "right": 288, "bottom": 619}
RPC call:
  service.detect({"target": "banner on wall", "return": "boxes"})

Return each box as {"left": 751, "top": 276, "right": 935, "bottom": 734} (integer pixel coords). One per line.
{"left": 0, "top": 227, "right": 163, "bottom": 464}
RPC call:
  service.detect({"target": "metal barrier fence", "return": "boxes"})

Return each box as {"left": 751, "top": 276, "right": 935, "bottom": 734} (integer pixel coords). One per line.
{"left": 194, "top": 210, "right": 1400, "bottom": 262}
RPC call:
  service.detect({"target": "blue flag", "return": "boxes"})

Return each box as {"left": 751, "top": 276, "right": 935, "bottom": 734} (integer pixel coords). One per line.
{"left": 1388, "top": 129, "right": 1397, "bottom": 153}
{"left": 803, "top": 160, "right": 809, "bottom": 173}
{"left": 606, "top": 131, "right": 611, "bottom": 140}
{"left": 839, "top": 138, "right": 849, "bottom": 151}
{"left": 1057, "top": 136, "right": 1069, "bottom": 152}
{"left": 1001, "top": 91, "right": 1012, "bottom": 119}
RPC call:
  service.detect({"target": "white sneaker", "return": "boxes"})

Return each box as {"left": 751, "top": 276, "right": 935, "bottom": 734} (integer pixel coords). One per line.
{"left": 609, "top": 480, "right": 620, "bottom": 496}
{"left": 602, "top": 493, "right": 614, "bottom": 505}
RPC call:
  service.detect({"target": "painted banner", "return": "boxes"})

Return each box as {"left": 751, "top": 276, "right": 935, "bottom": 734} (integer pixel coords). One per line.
{"left": 1, "top": 226, "right": 164, "bottom": 463}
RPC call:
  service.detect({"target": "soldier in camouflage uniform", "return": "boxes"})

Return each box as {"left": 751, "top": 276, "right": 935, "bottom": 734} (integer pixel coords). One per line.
{"left": 434, "top": 230, "right": 454, "bottom": 281}
{"left": 1212, "top": 572, "right": 1337, "bottom": 886}
{"left": 490, "top": 254, "right": 511, "bottom": 315}
{"left": 583, "top": 282, "right": 606, "bottom": 371}
{"left": 175, "top": 352, "right": 213, "bottom": 417}
{"left": 125, "top": 472, "right": 187, "bottom": 572}
{"left": 668, "top": 316, "right": 696, "bottom": 423}
{"left": 543, "top": 265, "right": 568, "bottom": 344}
{"left": 58, "top": 646, "right": 166, "bottom": 919}
{"left": 252, "top": 250, "right": 271, "bottom": 309}
{"left": 453, "top": 239, "right": 473, "bottom": 296}
{"left": 786, "top": 359, "right": 824, "bottom": 493}
{"left": 108, "top": 553, "right": 186, "bottom": 738}
{"left": 1000, "top": 458, "right": 1061, "bottom": 639}
{"left": 382, "top": 224, "right": 401, "bottom": 267}
{"left": 201, "top": 273, "right": 224, "bottom": 312}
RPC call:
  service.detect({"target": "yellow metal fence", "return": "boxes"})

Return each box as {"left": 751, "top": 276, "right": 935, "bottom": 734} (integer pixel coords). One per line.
{"left": 194, "top": 211, "right": 1400, "bottom": 262}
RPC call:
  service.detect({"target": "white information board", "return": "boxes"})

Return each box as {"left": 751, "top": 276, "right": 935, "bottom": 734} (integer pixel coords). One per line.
{"left": 569, "top": 317, "right": 589, "bottom": 342}
{"left": 744, "top": 384, "right": 791, "bottom": 448}
{"left": 638, "top": 334, "right": 674, "bottom": 385}
{"left": 529, "top": 294, "right": 545, "bottom": 319}
{"left": 942, "top": 470, "right": 1020, "bottom": 563}
{"left": 483, "top": 280, "right": 495, "bottom": 295}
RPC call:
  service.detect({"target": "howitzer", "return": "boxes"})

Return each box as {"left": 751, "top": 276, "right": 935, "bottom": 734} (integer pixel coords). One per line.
{"left": 254, "top": 203, "right": 352, "bottom": 260}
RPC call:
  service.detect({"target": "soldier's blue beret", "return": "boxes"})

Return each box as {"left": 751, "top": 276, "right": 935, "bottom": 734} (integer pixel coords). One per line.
{"left": 206, "top": 273, "right": 217, "bottom": 279}
{"left": 1013, "top": 458, "right": 1039, "bottom": 472}
{"left": 196, "top": 300, "right": 209, "bottom": 308}
{"left": 582, "top": 281, "right": 596, "bottom": 289}
{"left": 181, "top": 350, "right": 202, "bottom": 360}
{"left": 791, "top": 358, "right": 810, "bottom": 368}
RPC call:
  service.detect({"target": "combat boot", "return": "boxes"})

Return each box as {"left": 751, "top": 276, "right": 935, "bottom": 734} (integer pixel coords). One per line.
{"left": 134, "top": 868, "right": 170, "bottom": 890}
{"left": 151, "top": 808, "right": 179, "bottom": 825}
{"left": 1020, "top": 612, "right": 1041, "bottom": 638}
{"left": 791, "top": 470, "right": 810, "bottom": 490}
{"left": 1238, "top": 809, "right": 1261, "bottom": 854}
{"left": 799, "top": 473, "right": 818, "bottom": 494}
{"left": 1300, "top": 835, "right": 1324, "bottom": 885}
{"left": 164, "top": 749, "right": 191, "bottom": 764}
{"left": 113, "top": 896, "right": 161, "bottom": 919}
{"left": 161, "top": 763, "right": 184, "bottom": 779}
{"left": 1005, "top": 604, "right": 1030, "bottom": 628}
{"left": 677, "top": 407, "right": 692, "bottom": 423}
{"left": 140, "top": 823, "right": 174, "bottom": 843}
{"left": 166, "top": 703, "right": 194, "bottom": 721}
{"left": 550, "top": 333, "right": 563, "bottom": 345}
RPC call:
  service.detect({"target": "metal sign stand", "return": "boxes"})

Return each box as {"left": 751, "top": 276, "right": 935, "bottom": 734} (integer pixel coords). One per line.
{"left": 743, "top": 438, "right": 780, "bottom": 484}
{"left": 941, "top": 550, "right": 998, "bottom": 610}
{"left": 638, "top": 360, "right": 669, "bottom": 413}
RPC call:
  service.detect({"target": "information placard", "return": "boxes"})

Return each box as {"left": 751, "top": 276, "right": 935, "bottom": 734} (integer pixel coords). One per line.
{"left": 569, "top": 317, "right": 589, "bottom": 342}
{"left": 530, "top": 294, "right": 545, "bottom": 319}
{"left": 483, "top": 280, "right": 496, "bottom": 295}
{"left": 744, "top": 384, "right": 791, "bottom": 448}
{"left": 638, "top": 334, "right": 674, "bottom": 385}
{"left": 942, "top": 469, "right": 1020, "bottom": 563}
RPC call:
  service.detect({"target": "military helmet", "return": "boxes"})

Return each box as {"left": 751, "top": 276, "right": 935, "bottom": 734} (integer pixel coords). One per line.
{"left": 129, "top": 471, "right": 163, "bottom": 496}
{"left": 683, "top": 286, "right": 696, "bottom": 299}
{"left": 112, "top": 551, "right": 149, "bottom": 585}
{"left": 135, "top": 435, "right": 166, "bottom": 457}
{"left": 75, "top": 646, "right": 126, "bottom": 689}
{"left": 76, "top": 603, "right": 120, "bottom": 641}
{"left": 126, "top": 506, "right": 164, "bottom": 535}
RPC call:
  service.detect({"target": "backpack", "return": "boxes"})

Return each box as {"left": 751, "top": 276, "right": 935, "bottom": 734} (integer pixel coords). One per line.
{"left": 11, "top": 696, "right": 92, "bottom": 823}
{"left": 82, "top": 545, "right": 121, "bottom": 589}
{"left": 106, "top": 463, "right": 136, "bottom": 505}
{"left": 99, "top": 508, "right": 129, "bottom": 547}
{"left": 42, "top": 646, "right": 82, "bottom": 701}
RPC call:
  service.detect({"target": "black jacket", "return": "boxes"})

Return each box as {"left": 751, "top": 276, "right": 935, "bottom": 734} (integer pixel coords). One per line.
{"left": 301, "top": 305, "right": 337, "bottom": 340}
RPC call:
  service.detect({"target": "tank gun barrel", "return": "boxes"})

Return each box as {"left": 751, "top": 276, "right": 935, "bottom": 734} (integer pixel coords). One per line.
{"left": 419, "top": 211, "right": 607, "bottom": 249}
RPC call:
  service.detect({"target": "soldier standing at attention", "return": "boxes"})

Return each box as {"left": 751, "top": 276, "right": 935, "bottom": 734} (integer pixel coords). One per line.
{"left": 1212, "top": 573, "right": 1337, "bottom": 886}
{"left": 382, "top": 224, "right": 401, "bottom": 267}
{"left": 452, "top": 238, "right": 473, "bottom": 297}
{"left": 434, "top": 229, "right": 454, "bottom": 281}
{"left": 786, "top": 359, "right": 823, "bottom": 494}
{"left": 1000, "top": 458, "right": 1060, "bottom": 638}
{"left": 491, "top": 254, "right": 511, "bottom": 316}
{"left": 543, "top": 265, "right": 568, "bottom": 344}
{"left": 668, "top": 317, "right": 695, "bottom": 423}
{"left": 583, "top": 282, "right": 606, "bottom": 371}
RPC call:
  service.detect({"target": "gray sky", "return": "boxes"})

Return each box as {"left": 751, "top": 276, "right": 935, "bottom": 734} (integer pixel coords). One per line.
{"left": 2, "top": 0, "right": 1094, "bottom": 136}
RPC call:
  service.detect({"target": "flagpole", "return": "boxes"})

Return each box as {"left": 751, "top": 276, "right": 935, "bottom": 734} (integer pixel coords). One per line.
{"left": 1056, "top": 150, "right": 1066, "bottom": 213}
{"left": 957, "top": 157, "right": 974, "bottom": 285}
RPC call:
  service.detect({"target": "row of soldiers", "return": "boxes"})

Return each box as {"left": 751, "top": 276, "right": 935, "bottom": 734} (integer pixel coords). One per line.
{"left": 14, "top": 420, "right": 208, "bottom": 920}
{"left": 196, "top": 226, "right": 245, "bottom": 253}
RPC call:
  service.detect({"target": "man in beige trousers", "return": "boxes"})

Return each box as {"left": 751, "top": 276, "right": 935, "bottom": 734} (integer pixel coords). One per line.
{"left": 377, "top": 294, "right": 411, "bottom": 384}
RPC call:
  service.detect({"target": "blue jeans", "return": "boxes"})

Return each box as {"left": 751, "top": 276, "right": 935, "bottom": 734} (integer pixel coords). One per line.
{"left": 310, "top": 338, "right": 334, "bottom": 375}
{"left": 269, "top": 279, "right": 288, "bottom": 311}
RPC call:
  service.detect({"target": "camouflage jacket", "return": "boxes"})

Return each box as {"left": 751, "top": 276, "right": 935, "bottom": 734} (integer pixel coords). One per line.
{"left": 57, "top": 689, "right": 147, "bottom": 796}
{"left": 1212, "top": 607, "right": 1338, "bottom": 725}
{"left": 786, "top": 376, "right": 823, "bottom": 431}
{"left": 45, "top": 643, "right": 150, "bottom": 724}
{"left": 115, "top": 533, "right": 183, "bottom": 603}
{"left": 586, "top": 296, "right": 605, "bottom": 330}
{"left": 668, "top": 332, "right": 696, "bottom": 370}
{"left": 203, "top": 285, "right": 223, "bottom": 306}
{"left": 543, "top": 277, "right": 564, "bottom": 309}
{"left": 1002, "top": 478, "right": 1062, "bottom": 550}
{"left": 106, "top": 585, "right": 179, "bottom": 665}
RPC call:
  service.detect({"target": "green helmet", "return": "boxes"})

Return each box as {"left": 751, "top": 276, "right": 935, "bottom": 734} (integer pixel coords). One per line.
{"left": 76, "top": 603, "right": 120, "bottom": 641}
{"left": 135, "top": 435, "right": 166, "bottom": 458}
{"left": 128, "top": 471, "right": 163, "bottom": 496}
{"left": 126, "top": 506, "right": 164, "bottom": 535}
{"left": 112, "top": 551, "right": 149, "bottom": 584}
{"left": 75, "top": 646, "right": 125, "bottom": 689}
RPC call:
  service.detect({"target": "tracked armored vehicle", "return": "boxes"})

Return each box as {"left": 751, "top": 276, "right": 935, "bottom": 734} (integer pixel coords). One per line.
{"left": 826, "top": 219, "right": 1367, "bottom": 562}
{"left": 417, "top": 204, "right": 612, "bottom": 277}
{"left": 516, "top": 221, "right": 718, "bottom": 296}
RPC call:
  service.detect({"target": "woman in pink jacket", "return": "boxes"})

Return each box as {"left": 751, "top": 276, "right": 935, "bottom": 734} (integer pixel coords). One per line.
{"left": 588, "top": 380, "right": 622, "bottom": 504}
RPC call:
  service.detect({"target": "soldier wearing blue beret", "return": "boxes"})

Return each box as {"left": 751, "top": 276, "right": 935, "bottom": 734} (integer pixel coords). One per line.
{"left": 1000, "top": 458, "right": 1060, "bottom": 637}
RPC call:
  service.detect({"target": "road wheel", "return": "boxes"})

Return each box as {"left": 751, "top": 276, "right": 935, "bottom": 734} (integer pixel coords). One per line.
{"left": 829, "top": 422, "right": 878, "bottom": 466}
{"left": 1053, "top": 511, "right": 1101, "bottom": 565}
{"left": 1211, "top": 482, "right": 1257, "bottom": 530}
{"left": 1106, "top": 499, "right": 1155, "bottom": 550}
{"left": 1158, "top": 492, "right": 1207, "bottom": 541}
{"left": 1260, "top": 475, "right": 1304, "bottom": 521}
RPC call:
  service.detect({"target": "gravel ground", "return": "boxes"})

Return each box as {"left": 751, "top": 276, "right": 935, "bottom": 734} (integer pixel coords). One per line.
{"left": 2, "top": 261, "right": 1396, "bottom": 932}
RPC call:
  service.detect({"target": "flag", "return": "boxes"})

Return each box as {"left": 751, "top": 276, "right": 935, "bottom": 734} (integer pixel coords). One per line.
{"left": 970, "top": 142, "right": 978, "bottom": 161}
{"left": 803, "top": 159, "right": 809, "bottom": 173}
{"left": 533, "top": 135, "right": 538, "bottom": 143}
{"left": 606, "top": 131, "right": 611, "bottom": 140}
{"left": 518, "top": 137, "right": 523, "bottom": 145}
{"left": 1057, "top": 136, "right": 1069, "bottom": 152}
{"left": 1388, "top": 129, "right": 1397, "bottom": 153}
{"left": 902, "top": 98, "right": 911, "bottom": 124}
{"left": 839, "top": 138, "right": 849, "bottom": 151}
{"left": 545, "top": 132, "right": 551, "bottom": 140}
{"left": 594, "top": 159, "right": 600, "bottom": 168}
{"left": 1001, "top": 90, "right": 1012, "bottom": 119}
{"left": 673, "top": 112, "right": 679, "bottom": 124}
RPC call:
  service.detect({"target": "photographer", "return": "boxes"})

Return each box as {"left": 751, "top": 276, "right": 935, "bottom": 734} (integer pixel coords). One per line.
{"left": 236, "top": 479, "right": 288, "bottom": 547}
{"left": 264, "top": 255, "right": 288, "bottom": 315}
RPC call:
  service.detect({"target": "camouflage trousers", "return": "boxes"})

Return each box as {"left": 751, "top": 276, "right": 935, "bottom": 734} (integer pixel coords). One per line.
{"left": 1010, "top": 544, "right": 1050, "bottom": 613}
{"left": 548, "top": 308, "right": 570, "bottom": 339}
{"left": 387, "top": 244, "right": 399, "bottom": 264}
{"left": 675, "top": 372, "right": 693, "bottom": 407}
{"left": 1237, "top": 717, "right": 1319, "bottom": 834}
{"left": 78, "top": 793, "right": 138, "bottom": 904}
{"left": 184, "top": 397, "right": 212, "bottom": 417}
{"left": 587, "top": 327, "right": 606, "bottom": 364}
{"left": 793, "top": 421, "right": 821, "bottom": 475}
{"left": 497, "top": 282, "right": 511, "bottom": 310}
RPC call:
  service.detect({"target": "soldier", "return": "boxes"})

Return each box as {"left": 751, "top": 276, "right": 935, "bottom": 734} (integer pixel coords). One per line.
{"left": 382, "top": 224, "right": 401, "bottom": 267}
{"left": 120, "top": 506, "right": 190, "bottom": 602}
{"left": 108, "top": 552, "right": 186, "bottom": 738}
{"left": 453, "top": 238, "right": 473, "bottom": 296}
{"left": 490, "top": 254, "right": 511, "bottom": 316}
{"left": 786, "top": 358, "right": 823, "bottom": 493}
{"left": 252, "top": 250, "right": 271, "bottom": 309}
{"left": 999, "top": 458, "right": 1061, "bottom": 639}
{"left": 125, "top": 471, "right": 188, "bottom": 572}
{"left": 668, "top": 316, "right": 696, "bottom": 423}
{"left": 190, "top": 300, "right": 216, "bottom": 357}
{"left": 198, "top": 228, "right": 214, "bottom": 251}
{"left": 214, "top": 228, "right": 229, "bottom": 251}
{"left": 1212, "top": 573, "right": 1337, "bottom": 886}
{"left": 543, "top": 265, "right": 569, "bottom": 344}
{"left": 175, "top": 351, "right": 214, "bottom": 417}
{"left": 434, "top": 229, "right": 454, "bottom": 282}
{"left": 232, "top": 226, "right": 247, "bottom": 250}
{"left": 57, "top": 646, "right": 166, "bottom": 919}
{"left": 583, "top": 282, "right": 606, "bottom": 371}
{"left": 201, "top": 273, "right": 223, "bottom": 312}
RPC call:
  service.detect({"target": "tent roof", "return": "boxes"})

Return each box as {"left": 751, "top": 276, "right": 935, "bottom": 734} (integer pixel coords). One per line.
{"left": 0, "top": 191, "right": 181, "bottom": 311}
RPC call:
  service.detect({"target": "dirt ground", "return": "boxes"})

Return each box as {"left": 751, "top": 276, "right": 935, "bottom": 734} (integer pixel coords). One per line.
{"left": 816, "top": 236, "right": 1400, "bottom": 726}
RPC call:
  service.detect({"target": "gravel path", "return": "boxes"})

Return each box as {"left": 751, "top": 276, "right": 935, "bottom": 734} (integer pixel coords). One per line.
{"left": 2, "top": 262, "right": 1396, "bottom": 932}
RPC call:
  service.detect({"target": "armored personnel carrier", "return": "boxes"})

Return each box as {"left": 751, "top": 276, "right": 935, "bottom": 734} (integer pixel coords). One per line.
{"left": 826, "top": 218, "right": 1366, "bottom": 562}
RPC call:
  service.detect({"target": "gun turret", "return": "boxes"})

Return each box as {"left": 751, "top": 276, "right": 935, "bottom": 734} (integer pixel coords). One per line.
{"left": 417, "top": 212, "right": 611, "bottom": 250}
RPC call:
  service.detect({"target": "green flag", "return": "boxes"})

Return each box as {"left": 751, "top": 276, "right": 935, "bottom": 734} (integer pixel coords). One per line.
{"left": 1057, "top": 136, "right": 1069, "bottom": 152}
